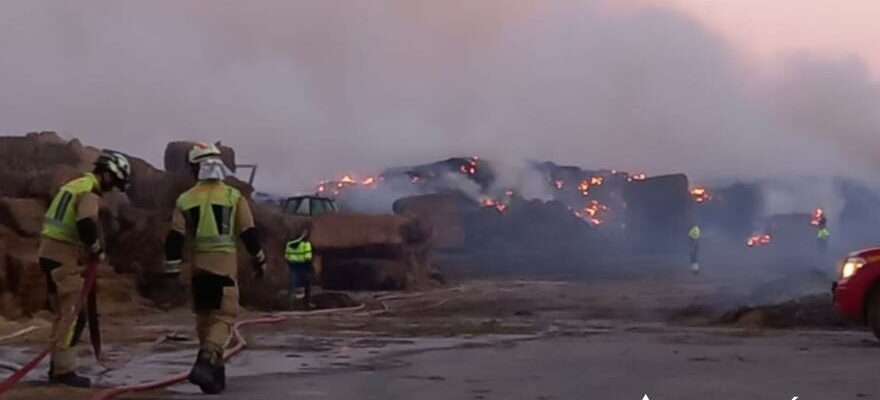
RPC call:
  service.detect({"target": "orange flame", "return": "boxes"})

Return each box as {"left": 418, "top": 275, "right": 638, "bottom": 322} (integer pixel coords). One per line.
{"left": 481, "top": 197, "right": 509, "bottom": 213}
{"left": 578, "top": 180, "right": 590, "bottom": 196}
{"left": 811, "top": 208, "right": 825, "bottom": 226}
{"left": 573, "top": 200, "right": 609, "bottom": 225}
{"left": 629, "top": 172, "right": 647, "bottom": 182}
{"left": 746, "top": 233, "right": 772, "bottom": 247}
{"left": 590, "top": 176, "right": 604, "bottom": 186}
{"left": 690, "top": 186, "right": 710, "bottom": 203}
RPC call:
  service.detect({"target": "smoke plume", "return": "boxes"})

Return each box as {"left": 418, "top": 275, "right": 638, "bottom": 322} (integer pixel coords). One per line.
{"left": 0, "top": 0, "right": 878, "bottom": 194}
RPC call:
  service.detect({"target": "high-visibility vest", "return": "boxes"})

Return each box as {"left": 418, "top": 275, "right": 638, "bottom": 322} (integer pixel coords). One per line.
{"left": 285, "top": 238, "right": 313, "bottom": 263}
{"left": 689, "top": 226, "right": 701, "bottom": 240}
{"left": 818, "top": 228, "right": 830, "bottom": 240}
{"left": 176, "top": 181, "right": 242, "bottom": 254}
{"left": 42, "top": 173, "right": 100, "bottom": 245}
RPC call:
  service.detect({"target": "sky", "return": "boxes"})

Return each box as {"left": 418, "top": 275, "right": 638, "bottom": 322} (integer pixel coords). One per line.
{"left": 0, "top": 1, "right": 878, "bottom": 194}
{"left": 667, "top": 0, "right": 880, "bottom": 74}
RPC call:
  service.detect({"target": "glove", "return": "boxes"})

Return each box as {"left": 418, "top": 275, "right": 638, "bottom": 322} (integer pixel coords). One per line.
{"left": 87, "top": 242, "right": 106, "bottom": 264}
{"left": 252, "top": 250, "right": 267, "bottom": 279}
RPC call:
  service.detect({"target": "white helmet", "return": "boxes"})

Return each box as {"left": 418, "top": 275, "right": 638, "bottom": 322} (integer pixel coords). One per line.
{"left": 188, "top": 142, "right": 222, "bottom": 164}
{"left": 95, "top": 151, "right": 132, "bottom": 190}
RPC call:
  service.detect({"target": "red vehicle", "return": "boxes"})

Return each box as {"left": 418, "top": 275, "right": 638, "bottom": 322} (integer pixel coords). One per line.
{"left": 833, "top": 247, "right": 880, "bottom": 339}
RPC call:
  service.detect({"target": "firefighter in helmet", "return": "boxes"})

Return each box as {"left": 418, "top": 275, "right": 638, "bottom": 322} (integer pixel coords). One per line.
{"left": 39, "top": 151, "right": 131, "bottom": 387}
{"left": 162, "top": 142, "right": 267, "bottom": 394}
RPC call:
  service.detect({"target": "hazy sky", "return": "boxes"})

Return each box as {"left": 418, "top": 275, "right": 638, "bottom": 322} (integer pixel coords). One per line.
{"left": 0, "top": 1, "right": 878, "bottom": 194}
{"left": 667, "top": 0, "right": 880, "bottom": 73}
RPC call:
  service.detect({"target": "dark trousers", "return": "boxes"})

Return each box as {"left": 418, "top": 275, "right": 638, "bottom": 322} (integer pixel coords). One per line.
{"left": 288, "top": 261, "right": 313, "bottom": 303}
{"left": 689, "top": 240, "right": 699, "bottom": 264}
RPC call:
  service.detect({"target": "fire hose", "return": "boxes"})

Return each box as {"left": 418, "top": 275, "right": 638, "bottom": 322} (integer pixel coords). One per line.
{"left": 92, "top": 304, "right": 365, "bottom": 400}
{"left": 0, "top": 274, "right": 405, "bottom": 399}
{"left": 0, "top": 260, "right": 100, "bottom": 394}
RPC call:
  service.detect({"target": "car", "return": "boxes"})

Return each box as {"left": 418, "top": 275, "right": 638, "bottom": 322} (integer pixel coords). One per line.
{"left": 280, "top": 195, "right": 338, "bottom": 216}
{"left": 832, "top": 247, "right": 880, "bottom": 339}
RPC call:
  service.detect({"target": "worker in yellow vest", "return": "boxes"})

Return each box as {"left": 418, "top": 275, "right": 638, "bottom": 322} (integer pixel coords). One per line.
{"left": 689, "top": 225, "right": 701, "bottom": 274}
{"left": 39, "top": 151, "right": 131, "bottom": 387}
{"left": 285, "top": 228, "right": 314, "bottom": 309}
{"left": 162, "top": 142, "right": 267, "bottom": 394}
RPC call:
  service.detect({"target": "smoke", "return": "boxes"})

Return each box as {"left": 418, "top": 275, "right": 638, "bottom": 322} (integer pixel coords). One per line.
{"left": 0, "top": 0, "right": 878, "bottom": 194}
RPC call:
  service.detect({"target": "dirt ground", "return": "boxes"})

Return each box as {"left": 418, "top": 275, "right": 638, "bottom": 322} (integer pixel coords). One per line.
{"left": 0, "top": 272, "right": 861, "bottom": 400}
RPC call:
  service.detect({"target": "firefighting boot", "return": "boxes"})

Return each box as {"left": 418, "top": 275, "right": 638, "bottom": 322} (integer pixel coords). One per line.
{"left": 188, "top": 349, "right": 224, "bottom": 394}
{"left": 213, "top": 362, "right": 226, "bottom": 393}
{"left": 691, "top": 262, "right": 700, "bottom": 275}
{"left": 49, "top": 363, "right": 92, "bottom": 388}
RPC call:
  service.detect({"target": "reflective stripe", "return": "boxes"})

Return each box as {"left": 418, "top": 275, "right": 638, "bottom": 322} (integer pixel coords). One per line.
{"left": 193, "top": 235, "right": 236, "bottom": 246}
{"left": 176, "top": 182, "right": 242, "bottom": 254}
{"left": 42, "top": 173, "right": 100, "bottom": 245}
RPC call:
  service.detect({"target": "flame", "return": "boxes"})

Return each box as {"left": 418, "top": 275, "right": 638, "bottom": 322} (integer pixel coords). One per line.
{"left": 362, "top": 176, "right": 376, "bottom": 186}
{"left": 690, "top": 186, "right": 710, "bottom": 203}
{"left": 554, "top": 180, "right": 564, "bottom": 190}
{"left": 504, "top": 189, "right": 515, "bottom": 197}
{"left": 628, "top": 172, "right": 647, "bottom": 182}
{"left": 590, "top": 176, "right": 604, "bottom": 186}
{"left": 746, "top": 233, "right": 772, "bottom": 247}
{"left": 578, "top": 180, "right": 590, "bottom": 196}
{"left": 459, "top": 157, "right": 480, "bottom": 176}
{"left": 410, "top": 175, "right": 423, "bottom": 184}
{"left": 811, "top": 208, "right": 825, "bottom": 226}
{"left": 340, "top": 174, "right": 355, "bottom": 184}
{"left": 481, "top": 197, "right": 509, "bottom": 213}
{"left": 573, "top": 200, "right": 609, "bottom": 225}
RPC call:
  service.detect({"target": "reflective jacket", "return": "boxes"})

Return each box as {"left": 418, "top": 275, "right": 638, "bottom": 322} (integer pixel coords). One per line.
{"left": 176, "top": 181, "right": 242, "bottom": 254}
{"left": 818, "top": 228, "right": 830, "bottom": 240}
{"left": 689, "top": 226, "right": 701, "bottom": 240}
{"left": 285, "top": 237, "right": 313, "bottom": 264}
{"left": 41, "top": 173, "right": 100, "bottom": 245}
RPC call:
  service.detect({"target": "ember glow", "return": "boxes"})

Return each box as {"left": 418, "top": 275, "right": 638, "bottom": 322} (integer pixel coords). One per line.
{"left": 578, "top": 180, "right": 590, "bottom": 196}
{"left": 554, "top": 180, "right": 564, "bottom": 190}
{"left": 573, "top": 200, "right": 610, "bottom": 225}
{"left": 459, "top": 156, "right": 480, "bottom": 176}
{"left": 746, "top": 233, "right": 772, "bottom": 247}
{"left": 811, "top": 208, "right": 825, "bottom": 226}
{"left": 690, "top": 186, "right": 710, "bottom": 203}
{"left": 590, "top": 176, "right": 604, "bottom": 186}
{"left": 629, "top": 173, "right": 647, "bottom": 182}
{"left": 481, "top": 197, "right": 509, "bottom": 214}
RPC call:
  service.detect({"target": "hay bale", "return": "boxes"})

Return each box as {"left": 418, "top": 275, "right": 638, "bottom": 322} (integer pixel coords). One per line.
{"left": 0, "top": 198, "right": 46, "bottom": 237}
{"left": 394, "top": 194, "right": 464, "bottom": 249}
{"left": 623, "top": 173, "right": 692, "bottom": 253}
{"left": 321, "top": 258, "right": 408, "bottom": 291}
{"left": 311, "top": 213, "right": 412, "bottom": 249}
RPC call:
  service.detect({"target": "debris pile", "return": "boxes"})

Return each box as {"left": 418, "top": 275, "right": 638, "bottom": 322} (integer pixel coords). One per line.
{"left": 0, "top": 132, "right": 434, "bottom": 319}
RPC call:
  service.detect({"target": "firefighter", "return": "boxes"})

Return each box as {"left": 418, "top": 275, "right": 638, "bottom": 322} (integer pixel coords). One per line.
{"left": 285, "top": 227, "right": 314, "bottom": 309}
{"left": 162, "top": 142, "right": 267, "bottom": 394}
{"left": 689, "top": 225, "right": 701, "bottom": 274}
{"left": 39, "top": 151, "right": 131, "bottom": 387}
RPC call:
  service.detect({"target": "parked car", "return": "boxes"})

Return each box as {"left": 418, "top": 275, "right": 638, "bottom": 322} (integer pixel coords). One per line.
{"left": 832, "top": 247, "right": 880, "bottom": 339}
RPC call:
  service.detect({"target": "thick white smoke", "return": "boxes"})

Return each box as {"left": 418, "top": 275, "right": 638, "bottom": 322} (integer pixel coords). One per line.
{"left": 0, "top": 0, "right": 878, "bottom": 195}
